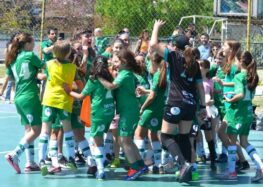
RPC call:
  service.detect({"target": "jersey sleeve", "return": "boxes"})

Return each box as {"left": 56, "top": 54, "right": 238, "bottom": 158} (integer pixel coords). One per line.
{"left": 81, "top": 79, "right": 96, "bottom": 96}
{"left": 113, "top": 70, "right": 127, "bottom": 87}
{"left": 30, "top": 52, "right": 45, "bottom": 68}
{"left": 234, "top": 74, "right": 244, "bottom": 95}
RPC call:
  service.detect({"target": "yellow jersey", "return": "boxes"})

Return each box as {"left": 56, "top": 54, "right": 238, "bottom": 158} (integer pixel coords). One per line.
{"left": 42, "top": 59, "right": 76, "bottom": 113}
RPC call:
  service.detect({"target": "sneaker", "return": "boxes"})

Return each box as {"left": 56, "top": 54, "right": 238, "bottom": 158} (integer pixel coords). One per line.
{"left": 251, "top": 169, "right": 263, "bottom": 182}
{"left": 196, "top": 155, "right": 206, "bottom": 164}
{"left": 75, "top": 152, "right": 86, "bottom": 166}
{"left": 87, "top": 165, "right": 97, "bottom": 175}
{"left": 58, "top": 155, "right": 68, "bottom": 168}
{"left": 210, "top": 161, "right": 217, "bottom": 171}
{"left": 24, "top": 162, "right": 40, "bottom": 173}
{"left": 151, "top": 165, "right": 160, "bottom": 174}
{"left": 239, "top": 161, "right": 250, "bottom": 170}
{"left": 66, "top": 157, "right": 77, "bottom": 171}
{"left": 218, "top": 171, "right": 237, "bottom": 180}
{"left": 96, "top": 171, "right": 106, "bottom": 180}
{"left": 5, "top": 153, "right": 21, "bottom": 174}
{"left": 110, "top": 158, "right": 120, "bottom": 168}
{"left": 48, "top": 166, "right": 62, "bottom": 175}
{"left": 216, "top": 154, "right": 228, "bottom": 163}
{"left": 124, "top": 166, "right": 148, "bottom": 181}
{"left": 45, "top": 156, "right": 52, "bottom": 165}
{"left": 191, "top": 171, "right": 199, "bottom": 181}
{"left": 178, "top": 163, "right": 193, "bottom": 183}
{"left": 106, "top": 153, "right": 113, "bottom": 162}
{"left": 39, "top": 160, "right": 48, "bottom": 176}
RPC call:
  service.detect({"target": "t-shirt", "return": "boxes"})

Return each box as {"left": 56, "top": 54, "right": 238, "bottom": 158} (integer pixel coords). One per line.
{"left": 113, "top": 69, "right": 140, "bottom": 114}
{"left": 41, "top": 39, "right": 54, "bottom": 63}
{"left": 42, "top": 59, "right": 76, "bottom": 113}
{"left": 81, "top": 79, "right": 115, "bottom": 121}
{"left": 95, "top": 37, "right": 109, "bottom": 55}
{"left": 134, "top": 72, "right": 150, "bottom": 105}
{"left": 225, "top": 71, "right": 253, "bottom": 125}
{"left": 6, "top": 50, "right": 44, "bottom": 99}
{"left": 198, "top": 44, "right": 211, "bottom": 60}
{"left": 164, "top": 48, "right": 202, "bottom": 107}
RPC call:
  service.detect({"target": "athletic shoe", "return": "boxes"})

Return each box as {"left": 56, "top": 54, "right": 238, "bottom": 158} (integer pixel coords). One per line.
{"left": 178, "top": 163, "right": 193, "bottom": 183}
{"left": 251, "top": 169, "right": 263, "bottom": 182}
{"left": 66, "top": 157, "right": 77, "bottom": 171}
{"left": 48, "top": 166, "right": 62, "bottom": 175}
{"left": 87, "top": 165, "right": 97, "bottom": 175}
{"left": 24, "top": 162, "right": 40, "bottom": 173}
{"left": 196, "top": 155, "right": 206, "bottom": 164}
{"left": 210, "top": 161, "right": 217, "bottom": 171}
{"left": 239, "top": 161, "right": 250, "bottom": 170}
{"left": 5, "top": 153, "right": 21, "bottom": 174}
{"left": 110, "top": 158, "right": 120, "bottom": 168}
{"left": 75, "top": 152, "right": 86, "bottom": 166}
{"left": 124, "top": 165, "right": 148, "bottom": 181}
{"left": 217, "top": 171, "right": 237, "bottom": 180}
{"left": 191, "top": 171, "right": 200, "bottom": 181}
{"left": 45, "top": 156, "right": 52, "bottom": 165}
{"left": 105, "top": 153, "right": 113, "bottom": 162}
{"left": 216, "top": 153, "right": 228, "bottom": 163}
{"left": 58, "top": 155, "right": 68, "bottom": 168}
{"left": 96, "top": 171, "right": 106, "bottom": 180}
{"left": 150, "top": 165, "right": 161, "bottom": 174}
{"left": 39, "top": 160, "right": 48, "bottom": 176}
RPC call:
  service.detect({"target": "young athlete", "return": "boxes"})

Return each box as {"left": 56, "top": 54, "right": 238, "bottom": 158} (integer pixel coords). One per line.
{"left": 38, "top": 40, "right": 77, "bottom": 176}
{"left": 1, "top": 33, "right": 44, "bottom": 174}
{"left": 64, "top": 56, "right": 115, "bottom": 180}
{"left": 98, "top": 49, "right": 148, "bottom": 180}
{"left": 221, "top": 51, "right": 263, "bottom": 181}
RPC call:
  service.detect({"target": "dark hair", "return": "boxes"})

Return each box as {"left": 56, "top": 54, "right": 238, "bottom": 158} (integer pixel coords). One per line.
{"left": 151, "top": 52, "right": 166, "bottom": 89}
{"left": 139, "top": 29, "right": 149, "bottom": 40}
{"left": 201, "top": 33, "right": 209, "bottom": 39}
{"left": 222, "top": 40, "right": 241, "bottom": 74}
{"left": 117, "top": 49, "right": 141, "bottom": 74}
{"left": 90, "top": 56, "right": 113, "bottom": 82}
{"left": 199, "top": 59, "right": 211, "bottom": 78}
{"left": 192, "top": 47, "right": 201, "bottom": 60}
{"left": 5, "top": 32, "right": 33, "bottom": 67}
{"left": 183, "top": 47, "right": 199, "bottom": 77}
{"left": 47, "top": 27, "right": 58, "bottom": 35}
{"left": 241, "top": 51, "right": 259, "bottom": 91}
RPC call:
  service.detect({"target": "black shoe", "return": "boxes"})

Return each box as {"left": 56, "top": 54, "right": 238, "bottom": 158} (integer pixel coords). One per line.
{"left": 66, "top": 157, "right": 77, "bottom": 171}
{"left": 210, "top": 161, "right": 217, "bottom": 171}
{"left": 240, "top": 161, "right": 250, "bottom": 170}
{"left": 75, "top": 152, "right": 86, "bottom": 165}
{"left": 58, "top": 155, "right": 68, "bottom": 168}
{"left": 45, "top": 156, "right": 52, "bottom": 165}
{"left": 105, "top": 153, "right": 113, "bottom": 162}
{"left": 87, "top": 165, "right": 97, "bottom": 176}
{"left": 216, "top": 154, "right": 227, "bottom": 163}
{"left": 178, "top": 163, "right": 193, "bottom": 183}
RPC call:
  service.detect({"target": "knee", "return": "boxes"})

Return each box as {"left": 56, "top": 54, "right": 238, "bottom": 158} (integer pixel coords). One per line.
{"left": 160, "top": 133, "right": 177, "bottom": 149}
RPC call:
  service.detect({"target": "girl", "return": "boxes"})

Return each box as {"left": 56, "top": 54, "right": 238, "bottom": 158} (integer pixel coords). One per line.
{"left": 222, "top": 51, "right": 263, "bottom": 182}
{"left": 64, "top": 56, "right": 115, "bottom": 180}
{"left": 150, "top": 20, "right": 206, "bottom": 183}
{"left": 98, "top": 49, "right": 148, "bottom": 180}
{"left": 38, "top": 40, "right": 77, "bottom": 176}
{"left": 135, "top": 29, "right": 150, "bottom": 56}
{"left": 1, "top": 33, "right": 44, "bottom": 174}
{"left": 134, "top": 52, "right": 166, "bottom": 174}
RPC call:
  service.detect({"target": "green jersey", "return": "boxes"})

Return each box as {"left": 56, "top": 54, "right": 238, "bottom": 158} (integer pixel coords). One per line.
{"left": 95, "top": 37, "right": 109, "bottom": 55}
{"left": 134, "top": 72, "right": 150, "bottom": 105}
{"left": 226, "top": 71, "right": 253, "bottom": 128}
{"left": 113, "top": 69, "right": 140, "bottom": 114}
{"left": 6, "top": 50, "right": 44, "bottom": 99}
{"left": 82, "top": 79, "right": 115, "bottom": 120}
{"left": 41, "top": 39, "right": 54, "bottom": 63}
{"left": 224, "top": 64, "right": 238, "bottom": 94}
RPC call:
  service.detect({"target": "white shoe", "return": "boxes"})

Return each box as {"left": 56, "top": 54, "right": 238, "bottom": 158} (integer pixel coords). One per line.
{"left": 251, "top": 169, "right": 263, "bottom": 182}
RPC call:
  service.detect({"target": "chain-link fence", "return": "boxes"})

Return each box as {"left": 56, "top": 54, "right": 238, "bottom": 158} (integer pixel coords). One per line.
{"left": 0, "top": 0, "right": 262, "bottom": 65}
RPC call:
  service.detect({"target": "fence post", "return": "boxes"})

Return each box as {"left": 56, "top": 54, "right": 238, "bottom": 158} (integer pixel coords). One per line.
{"left": 39, "top": 0, "right": 46, "bottom": 60}
{"left": 246, "top": 0, "right": 252, "bottom": 52}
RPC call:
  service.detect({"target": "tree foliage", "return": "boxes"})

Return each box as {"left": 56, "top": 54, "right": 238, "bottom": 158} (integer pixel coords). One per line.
{"left": 95, "top": 0, "right": 213, "bottom": 36}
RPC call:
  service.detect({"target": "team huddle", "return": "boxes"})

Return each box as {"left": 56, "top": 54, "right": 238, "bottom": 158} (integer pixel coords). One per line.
{"left": 0, "top": 19, "right": 262, "bottom": 183}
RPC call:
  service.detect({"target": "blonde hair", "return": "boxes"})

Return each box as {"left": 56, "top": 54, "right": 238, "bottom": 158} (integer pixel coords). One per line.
{"left": 53, "top": 40, "right": 71, "bottom": 62}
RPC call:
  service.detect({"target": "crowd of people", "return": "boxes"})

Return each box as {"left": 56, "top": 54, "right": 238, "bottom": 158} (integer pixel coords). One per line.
{"left": 0, "top": 19, "right": 262, "bottom": 183}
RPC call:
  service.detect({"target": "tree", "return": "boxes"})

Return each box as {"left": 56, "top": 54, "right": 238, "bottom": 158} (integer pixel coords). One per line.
{"left": 95, "top": 0, "right": 213, "bottom": 36}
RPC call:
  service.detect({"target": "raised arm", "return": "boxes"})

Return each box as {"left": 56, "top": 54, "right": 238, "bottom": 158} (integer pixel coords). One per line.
{"left": 150, "top": 20, "right": 166, "bottom": 58}
{"left": 98, "top": 77, "right": 118, "bottom": 90}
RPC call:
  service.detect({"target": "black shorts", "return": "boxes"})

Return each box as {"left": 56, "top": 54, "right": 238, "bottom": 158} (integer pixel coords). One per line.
{"left": 163, "top": 104, "right": 196, "bottom": 124}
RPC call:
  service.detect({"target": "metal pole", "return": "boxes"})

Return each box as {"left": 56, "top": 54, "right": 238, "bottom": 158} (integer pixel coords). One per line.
{"left": 40, "top": 0, "right": 46, "bottom": 59}
{"left": 246, "top": 0, "right": 252, "bottom": 52}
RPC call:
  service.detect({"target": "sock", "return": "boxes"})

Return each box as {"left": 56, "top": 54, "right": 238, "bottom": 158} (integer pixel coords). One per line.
{"left": 13, "top": 138, "right": 29, "bottom": 157}
{"left": 134, "top": 139, "right": 145, "bottom": 159}
{"left": 25, "top": 142, "right": 34, "bottom": 164}
{"left": 161, "top": 149, "right": 169, "bottom": 165}
{"left": 208, "top": 140, "right": 216, "bottom": 162}
{"left": 104, "top": 132, "right": 113, "bottom": 156}
{"left": 38, "top": 133, "right": 49, "bottom": 162}
{"left": 178, "top": 134, "right": 192, "bottom": 163}
{"left": 64, "top": 131, "right": 75, "bottom": 159}
{"left": 245, "top": 144, "right": 263, "bottom": 170}
{"left": 151, "top": 141, "right": 162, "bottom": 167}
{"left": 222, "top": 145, "right": 228, "bottom": 155}
{"left": 49, "top": 140, "right": 59, "bottom": 167}
{"left": 227, "top": 145, "right": 237, "bottom": 173}
{"left": 94, "top": 146, "right": 105, "bottom": 173}
{"left": 196, "top": 141, "right": 205, "bottom": 157}
{"left": 78, "top": 139, "right": 91, "bottom": 158}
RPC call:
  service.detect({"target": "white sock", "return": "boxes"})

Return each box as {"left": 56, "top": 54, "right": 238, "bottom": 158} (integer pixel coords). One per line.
{"left": 64, "top": 131, "right": 75, "bottom": 159}
{"left": 246, "top": 144, "right": 263, "bottom": 169}
{"left": 134, "top": 139, "right": 145, "bottom": 159}
{"left": 196, "top": 141, "right": 205, "bottom": 157}
{"left": 161, "top": 149, "right": 169, "bottom": 165}
{"left": 38, "top": 133, "right": 49, "bottom": 162}
{"left": 49, "top": 140, "right": 59, "bottom": 167}
{"left": 88, "top": 137, "right": 97, "bottom": 167}
{"left": 13, "top": 138, "right": 29, "bottom": 157}
{"left": 151, "top": 141, "right": 162, "bottom": 167}
{"left": 25, "top": 142, "right": 34, "bottom": 164}
{"left": 104, "top": 132, "right": 113, "bottom": 156}
{"left": 94, "top": 146, "right": 105, "bottom": 172}
{"left": 78, "top": 139, "right": 91, "bottom": 158}
{"left": 227, "top": 145, "right": 237, "bottom": 173}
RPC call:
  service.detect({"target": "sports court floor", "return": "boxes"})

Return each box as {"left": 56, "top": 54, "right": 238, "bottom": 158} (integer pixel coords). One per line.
{"left": 0, "top": 102, "right": 263, "bottom": 187}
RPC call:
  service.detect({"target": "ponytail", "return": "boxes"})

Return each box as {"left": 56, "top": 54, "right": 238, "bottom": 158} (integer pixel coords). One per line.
{"left": 184, "top": 47, "right": 198, "bottom": 77}
{"left": 158, "top": 60, "right": 166, "bottom": 89}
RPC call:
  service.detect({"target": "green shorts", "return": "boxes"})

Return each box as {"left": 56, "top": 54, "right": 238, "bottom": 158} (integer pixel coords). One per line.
{"left": 90, "top": 119, "right": 112, "bottom": 137}
{"left": 42, "top": 105, "right": 71, "bottom": 123}
{"left": 226, "top": 122, "right": 251, "bottom": 136}
{"left": 15, "top": 95, "right": 42, "bottom": 126}
{"left": 138, "top": 110, "right": 162, "bottom": 132}
{"left": 71, "top": 113, "right": 84, "bottom": 129}
{"left": 51, "top": 117, "right": 62, "bottom": 129}
{"left": 118, "top": 112, "right": 139, "bottom": 137}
